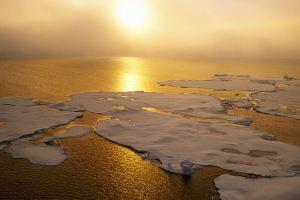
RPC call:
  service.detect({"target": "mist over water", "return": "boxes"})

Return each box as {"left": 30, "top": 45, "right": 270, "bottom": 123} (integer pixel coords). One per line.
{"left": 1, "top": 0, "right": 300, "bottom": 60}
{"left": 1, "top": 57, "right": 299, "bottom": 101}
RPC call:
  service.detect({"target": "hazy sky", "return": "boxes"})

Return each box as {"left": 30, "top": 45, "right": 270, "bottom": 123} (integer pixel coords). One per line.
{"left": 0, "top": 0, "right": 300, "bottom": 60}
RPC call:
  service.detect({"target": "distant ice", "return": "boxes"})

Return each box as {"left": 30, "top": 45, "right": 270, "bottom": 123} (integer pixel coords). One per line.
{"left": 0, "top": 99, "right": 82, "bottom": 143}
{"left": 5, "top": 140, "right": 67, "bottom": 165}
{"left": 49, "top": 92, "right": 249, "bottom": 124}
{"left": 159, "top": 75, "right": 300, "bottom": 120}
{"left": 253, "top": 80, "right": 300, "bottom": 119}
{"left": 96, "top": 109, "right": 300, "bottom": 176}
{"left": 0, "top": 98, "right": 40, "bottom": 106}
{"left": 158, "top": 74, "right": 277, "bottom": 91}
{"left": 215, "top": 174, "right": 300, "bottom": 200}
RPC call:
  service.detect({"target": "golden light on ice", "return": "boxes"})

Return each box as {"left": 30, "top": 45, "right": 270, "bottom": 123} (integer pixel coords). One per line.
{"left": 116, "top": 0, "right": 149, "bottom": 31}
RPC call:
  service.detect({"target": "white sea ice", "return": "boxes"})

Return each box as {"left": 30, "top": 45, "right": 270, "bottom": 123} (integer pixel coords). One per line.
{"left": 4, "top": 126, "right": 92, "bottom": 165}
{"left": 252, "top": 80, "right": 300, "bottom": 119}
{"left": 215, "top": 174, "right": 300, "bottom": 200}
{"left": 158, "top": 75, "right": 300, "bottom": 120}
{"left": 96, "top": 109, "right": 300, "bottom": 176}
{"left": 5, "top": 140, "right": 67, "bottom": 165}
{"left": 0, "top": 101, "right": 82, "bottom": 143}
{"left": 158, "top": 74, "right": 277, "bottom": 91}
{"left": 44, "top": 125, "right": 93, "bottom": 142}
{"left": 48, "top": 92, "right": 249, "bottom": 124}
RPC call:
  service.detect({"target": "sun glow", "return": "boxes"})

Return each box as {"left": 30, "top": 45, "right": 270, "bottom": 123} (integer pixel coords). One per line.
{"left": 116, "top": 0, "right": 149, "bottom": 31}
{"left": 118, "top": 57, "right": 143, "bottom": 91}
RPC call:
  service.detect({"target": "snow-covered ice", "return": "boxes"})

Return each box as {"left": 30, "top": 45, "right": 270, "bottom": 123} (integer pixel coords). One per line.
{"left": 1, "top": 92, "right": 299, "bottom": 176}
{"left": 96, "top": 109, "right": 300, "bottom": 176}
{"left": 0, "top": 99, "right": 87, "bottom": 165}
{"left": 252, "top": 80, "right": 300, "bottom": 119}
{"left": 158, "top": 75, "right": 300, "bottom": 120}
{"left": 215, "top": 174, "right": 300, "bottom": 200}
{"left": 0, "top": 99, "right": 82, "bottom": 142}
{"left": 48, "top": 92, "right": 249, "bottom": 124}
{"left": 5, "top": 140, "right": 67, "bottom": 165}
{"left": 158, "top": 74, "right": 277, "bottom": 91}
{"left": 44, "top": 125, "right": 93, "bottom": 142}
{"left": 0, "top": 82, "right": 299, "bottom": 200}
{"left": 4, "top": 126, "right": 92, "bottom": 165}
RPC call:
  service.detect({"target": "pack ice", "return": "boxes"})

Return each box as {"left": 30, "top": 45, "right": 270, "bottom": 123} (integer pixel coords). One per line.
{"left": 158, "top": 75, "right": 300, "bottom": 120}
{"left": 1, "top": 92, "right": 299, "bottom": 178}
{"left": 1, "top": 89, "right": 299, "bottom": 200}
{"left": 253, "top": 80, "right": 300, "bottom": 119}
{"left": 158, "top": 74, "right": 277, "bottom": 91}
{"left": 48, "top": 92, "right": 249, "bottom": 124}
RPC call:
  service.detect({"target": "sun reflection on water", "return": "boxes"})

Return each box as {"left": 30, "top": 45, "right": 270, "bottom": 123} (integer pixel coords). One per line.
{"left": 122, "top": 73, "right": 140, "bottom": 91}
{"left": 119, "top": 57, "right": 143, "bottom": 91}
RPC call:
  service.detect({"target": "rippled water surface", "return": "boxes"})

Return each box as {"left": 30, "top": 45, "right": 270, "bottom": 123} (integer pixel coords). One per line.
{"left": 0, "top": 57, "right": 299, "bottom": 199}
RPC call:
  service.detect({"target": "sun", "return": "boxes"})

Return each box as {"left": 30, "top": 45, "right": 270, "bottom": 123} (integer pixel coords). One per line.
{"left": 116, "top": 0, "right": 149, "bottom": 31}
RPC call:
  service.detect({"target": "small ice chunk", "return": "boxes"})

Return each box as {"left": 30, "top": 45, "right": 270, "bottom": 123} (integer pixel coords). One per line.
{"left": 5, "top": 140, "right": 67, "bottom": 165}
{"left": 215, "top": 174, "right": 300, "bottom": 200}
{"left": 261, "top": 134, "right": 276, "bottom": 141}
{"left": 141, "top": 152, "right": 160, "bottom": 162}
{"left": 222, "top": 99, "right": 252, "bottom": 109}
{"left": 180, "top": 160, "right": 194, "bottom": 175}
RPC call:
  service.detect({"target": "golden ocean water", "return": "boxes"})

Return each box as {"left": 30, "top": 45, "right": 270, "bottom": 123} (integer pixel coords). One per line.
{"left": 0, "top": 57, "right": 300, "bottom": 200}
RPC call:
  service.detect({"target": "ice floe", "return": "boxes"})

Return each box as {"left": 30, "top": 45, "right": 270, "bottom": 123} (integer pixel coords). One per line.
{"left": 158, "top": 74, "right": 277, "bottom": 91}
{"left": 96, "top": 109, "right": 300, "bottom": 176}
{"left": 44, "top": 125, "right": 93, "bottom": 142}
{"left": 5, "top": 140, "right": 67, "bottom": 165}
{"left": 4, "top": 126, "right": 93, "bottom": 165}
{"left": 215, "top": 174, "right": 300, "bottom": 200}
{"left": 0, "top": 100, "right": 82, "bottom": 142}
{"left": 48, "top": 92, "right": 249, "bottom": 124}
{"left": 252, "top": 80, "right": 300, "bottom": 119}
{"left": 159, "top": 75, "right": 300, "bottom": 120}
